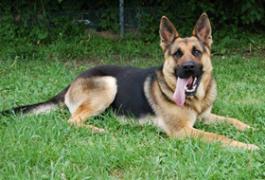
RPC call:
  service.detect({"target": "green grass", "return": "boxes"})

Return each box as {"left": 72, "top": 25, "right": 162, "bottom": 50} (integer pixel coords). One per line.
{"left": 0, "top": 33, "right": 265, "bottom": 179}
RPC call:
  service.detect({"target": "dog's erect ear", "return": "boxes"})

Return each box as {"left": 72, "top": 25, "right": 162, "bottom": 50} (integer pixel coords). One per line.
{"left": 192, "top": 13, "right": 212, "bottom": 48}
{"left": 160, "top": 16, "right": 179, "bottom": 50}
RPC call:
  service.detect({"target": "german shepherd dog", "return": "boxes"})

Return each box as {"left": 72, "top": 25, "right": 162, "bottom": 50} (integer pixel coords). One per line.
{"left": 1, "top": 13, "right": 258, "bottom": 150}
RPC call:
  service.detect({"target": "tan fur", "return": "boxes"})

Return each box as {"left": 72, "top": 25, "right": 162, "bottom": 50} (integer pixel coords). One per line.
{"left": 144, "top": 70, "right": 257, "bottom": 150}
{"left": 200, "top": 109, "right": 251, "bottom": 131}
{"left": 60, "top": 13, "right": 257, "bottom": 150}
{"left": 173, "top": 127, "right": 257, "bottom": 150}
{"left": 31, "top": 103, "right": 57, "bottom": 115}
{"left": 65, "top": 76, "right": 117, "bottom": 132}
{"left": 143, "top": 13, "right": 258, "bottom": 150}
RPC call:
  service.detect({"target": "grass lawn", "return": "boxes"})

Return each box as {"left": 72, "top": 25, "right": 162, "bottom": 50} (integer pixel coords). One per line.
{"left": 0, "top": 33, "right": 265, "bottom": 179}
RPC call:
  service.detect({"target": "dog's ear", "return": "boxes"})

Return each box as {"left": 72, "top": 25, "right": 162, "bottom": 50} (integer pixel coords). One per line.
{"left": 192, "top": 13, "right": 212, "bottom": 48}
{"left": 160, "top": 16, "right": 179, "bottom": 50}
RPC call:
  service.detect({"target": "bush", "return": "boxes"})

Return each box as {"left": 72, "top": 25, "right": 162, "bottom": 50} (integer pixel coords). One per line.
{"left": 0, "top": 0, "right": 264, "bottom": 43}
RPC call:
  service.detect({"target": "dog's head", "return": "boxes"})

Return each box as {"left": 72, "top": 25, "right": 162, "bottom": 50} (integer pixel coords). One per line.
{"left": 160, "top": 13, "right": 213, "bottom": 106}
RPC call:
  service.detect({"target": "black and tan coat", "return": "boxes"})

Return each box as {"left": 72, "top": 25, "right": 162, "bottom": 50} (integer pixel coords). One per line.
{"left": 1, "top": 13, "right": 258, "bottom": 150}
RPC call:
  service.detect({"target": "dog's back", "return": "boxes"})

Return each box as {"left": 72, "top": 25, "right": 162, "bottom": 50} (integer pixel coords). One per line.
{"left": 78, "top": 65, "right": 158, "bottom": 117}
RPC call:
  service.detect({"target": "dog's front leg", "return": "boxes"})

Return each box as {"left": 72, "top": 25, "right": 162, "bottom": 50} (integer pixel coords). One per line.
{"left": 201, "top": 113, "right": 251, "bottom": 131}
{"left": 170, "top": 127, "right": 259, "bottom": 150}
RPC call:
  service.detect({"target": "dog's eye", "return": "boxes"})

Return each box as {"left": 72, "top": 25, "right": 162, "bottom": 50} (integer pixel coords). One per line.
{"left": 192, "top": 48, "right": 202, "bottom": 57}
{"left": 174, "top": 49, "right": 183, "bottom": 58}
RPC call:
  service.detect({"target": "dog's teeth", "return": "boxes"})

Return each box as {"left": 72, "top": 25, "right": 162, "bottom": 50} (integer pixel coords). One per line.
{"left": 193, "top": 77, "right": 197, "bottom": 86}
{"left": 185, "top": 84, "right": 197, "bottom": 93}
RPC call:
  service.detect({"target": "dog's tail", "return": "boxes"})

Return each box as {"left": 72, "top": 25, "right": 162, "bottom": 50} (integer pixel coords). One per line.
{"left": 0, "top": 87, "right": 69, "bottom": 116}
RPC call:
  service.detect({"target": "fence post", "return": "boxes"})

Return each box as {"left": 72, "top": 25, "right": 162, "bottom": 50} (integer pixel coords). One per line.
{"left": 119, "top": 0, "right": 124, "bottom": 38}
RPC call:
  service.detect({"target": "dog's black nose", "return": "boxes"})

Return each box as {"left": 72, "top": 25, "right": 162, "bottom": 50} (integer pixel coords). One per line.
{"left": 182, "top": 61, "right": 196, "bottom": 71}
{"left": 176, "top": 60, "right": 202, "bottom": 78}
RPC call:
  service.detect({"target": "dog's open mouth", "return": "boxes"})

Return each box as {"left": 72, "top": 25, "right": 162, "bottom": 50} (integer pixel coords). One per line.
{"left": 185, "top": 76, "right": 199, "bottom": 95}
{"left": 172, "top": 76, "right": 200, "bottom": 107}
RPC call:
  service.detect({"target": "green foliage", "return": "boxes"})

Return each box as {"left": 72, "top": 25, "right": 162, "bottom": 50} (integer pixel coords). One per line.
{"left": 136, "top": 8, "right": 161, "bottom": 41}
{"left": 97, "top": 8, "right": 119, "bottom": 32}
{"left": 0, "top": 0, "right": 264, "bottom": 43}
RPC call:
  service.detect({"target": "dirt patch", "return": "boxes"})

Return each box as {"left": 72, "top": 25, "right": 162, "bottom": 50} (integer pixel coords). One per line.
{"left": 110, "top": 168, "right": 124, "bottom": 179}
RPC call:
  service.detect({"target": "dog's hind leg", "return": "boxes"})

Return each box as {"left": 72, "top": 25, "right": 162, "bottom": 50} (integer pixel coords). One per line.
{"left": 65, "top": 76, "right": 117, "bottom": 132}
{"left": 68, "top": 103, "right": 105, "bottom": 133}
{"left": 201, "top": 113, "right": 251, "bottom": 131}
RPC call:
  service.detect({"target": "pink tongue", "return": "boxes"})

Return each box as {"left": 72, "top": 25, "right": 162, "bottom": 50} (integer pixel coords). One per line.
{"left": 172, "top": 77, "right": 192, "bottom": 106}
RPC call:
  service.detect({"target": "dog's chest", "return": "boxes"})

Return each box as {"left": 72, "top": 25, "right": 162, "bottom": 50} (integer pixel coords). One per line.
{"left": 145, "top": 80, "right": 198, "bottom": 128}
{"left": 186, "top": 78, "right": 217, "bottom": 115}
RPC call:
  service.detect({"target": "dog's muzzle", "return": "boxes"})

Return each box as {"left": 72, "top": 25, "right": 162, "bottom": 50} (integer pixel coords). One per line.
{"left": 175, "top": 61, "right": 203, "bottom": 96}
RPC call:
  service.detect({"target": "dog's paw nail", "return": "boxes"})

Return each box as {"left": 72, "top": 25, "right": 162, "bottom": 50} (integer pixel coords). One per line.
{"left": 249, "top": 126, "right": 256, "bottom": 131}
{"left": 92, "top": 127, "right": 106, "bottom": 133}
{"left": 247, "top": 144, "right": 259, "bottom": 151}
{"left": 238, "top": 124, "right": 252, "bottom": 131}
{"left": 244, "top": 126, "right": 257, "bottom": 132}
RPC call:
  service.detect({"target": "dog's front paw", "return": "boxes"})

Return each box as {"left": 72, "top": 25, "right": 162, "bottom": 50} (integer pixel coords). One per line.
{"left": 246, "top": 144, "right": 259, "bottom": 151}
{"left": 91, "top": 126, "right": 106, "bottom": 133}
{"left": 235, "top": 122, "right": 252, "bottom": 131}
